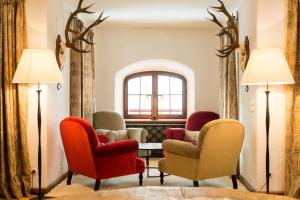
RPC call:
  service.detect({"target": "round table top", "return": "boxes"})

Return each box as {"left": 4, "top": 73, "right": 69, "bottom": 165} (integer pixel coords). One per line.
{"left": 138, "top": 143, "right": 162, "bottom": 150}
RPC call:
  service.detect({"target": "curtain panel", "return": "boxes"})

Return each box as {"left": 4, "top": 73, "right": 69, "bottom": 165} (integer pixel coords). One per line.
{"left": 83, "top": 31, "right": 95, "bottom": 124}
{"left": 70, "top": 18, "right": 84, "bottom": 118}
{"left": 0, "top": 0, "right": 31, "bottom": 198}
{"left": 219, "top": 34, "right": 238, "bottom": 120}
{"left": 70, "top": 18, "right": 95, "bottom": 124}
{"left": 285, "top": 0, "right": 300, "bottom": 197}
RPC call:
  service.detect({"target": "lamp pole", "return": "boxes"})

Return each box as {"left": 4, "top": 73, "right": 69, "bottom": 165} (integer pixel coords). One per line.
{"left": 37, "top": 83, "right": 42, "bottom": 200}
{"left": 265, "top": 82, "right": 270, "bottom": 193}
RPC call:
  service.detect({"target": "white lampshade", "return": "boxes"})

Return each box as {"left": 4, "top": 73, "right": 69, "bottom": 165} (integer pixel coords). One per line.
{"left": 241, "top": 48, "right": 294, "bottom": 85}
{"left": 12, "top": 49, "right": 63, "bottom": 84}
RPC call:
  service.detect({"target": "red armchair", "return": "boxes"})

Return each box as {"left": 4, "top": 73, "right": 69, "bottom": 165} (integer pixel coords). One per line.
{"left": 165, "top": 111, "right": 219, "bottom": 143}
{"left": 60, "top": 117, "right": 145, "bottom": 191}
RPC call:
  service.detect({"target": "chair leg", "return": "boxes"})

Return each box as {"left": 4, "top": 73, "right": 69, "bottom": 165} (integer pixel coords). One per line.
{"left": 94, "top": 180, "right": 101, "bottom": 191}
{"left": 160, "top": 171, "right": 164, "bottom": 185}
{"left": 231, "top": 175, "right": 238, "bottom": 189}
{"left": 67, "top": 171, "right": 73, "bottom": 185}
{"left": 193, "top": 181, "right": 199, "bottom": 187}
{"left": 139, "top": 173, "right": 143, "bottom": 186}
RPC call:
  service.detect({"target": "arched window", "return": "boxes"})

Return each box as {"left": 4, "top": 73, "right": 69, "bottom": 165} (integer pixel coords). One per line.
{"left": 124, "top": 71, "right": 187, "bottom": 119}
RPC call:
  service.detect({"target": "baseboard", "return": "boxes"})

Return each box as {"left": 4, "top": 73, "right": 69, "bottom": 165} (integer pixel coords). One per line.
{"left": 238, "top": 175, "right": 256, "bottom": 192}
{"left": 31, "top": 172, "right": 68, "bottom": 195}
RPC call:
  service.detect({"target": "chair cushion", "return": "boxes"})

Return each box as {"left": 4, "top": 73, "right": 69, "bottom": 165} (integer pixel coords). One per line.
{"left": 184, "top": 130, "right": 200, "bottom": 143}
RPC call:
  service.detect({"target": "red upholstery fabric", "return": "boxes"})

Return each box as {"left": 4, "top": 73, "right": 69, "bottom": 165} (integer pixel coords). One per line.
{"left": 136, "top": 158, "right": 145, "bottom": 173}
{"left": 62, "top": 117, "right": 100, "bottom": 152}
{"left": 60, "top": 119, "right": 98, "bottom": 179}
{"left": 186, "top": 111, "right": 219, "bottom": 131}
{"left": 165, "top": 128, "right": 185, "bottom": 140}
{"left": 60, "top": 117, "right": 145, "bottom": 182}
{"left": 97, "top": 134, "right": 108, "bottom": 143}
{"left": 94, "top": 140, "right": 138, "bottom": 157}
{"left": 165, "top": 111, "right": 219, "bottom": 143}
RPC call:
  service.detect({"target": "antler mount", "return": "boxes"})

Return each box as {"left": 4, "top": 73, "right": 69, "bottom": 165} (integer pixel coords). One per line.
{"left": 64, "top": 0, "right": 108, "bottom": 53}
{"left": 207, "top": 0, "right": 239, "bottom": 58}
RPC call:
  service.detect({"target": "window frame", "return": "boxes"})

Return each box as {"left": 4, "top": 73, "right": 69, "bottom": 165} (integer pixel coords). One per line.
{"left": 123, "top": 71, "right": 187, "bottom": 119}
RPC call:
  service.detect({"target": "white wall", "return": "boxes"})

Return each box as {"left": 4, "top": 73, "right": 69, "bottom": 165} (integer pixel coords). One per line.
{"left": 26, "top": 0, "right": 71, "bottom": 188}
{"left": 239, "top": 0, "right": 286, "bottom": 192}
{"left": 237, "top": 0, "right": 258, "bottom": 190}
{"left": 93, "top": 27, "right": 220, "bottom": 115}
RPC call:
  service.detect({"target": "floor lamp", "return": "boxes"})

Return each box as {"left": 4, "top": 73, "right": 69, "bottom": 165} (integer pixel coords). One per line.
{"left": 12, "top": 49, "right": 63, "bottom": 199}
{"left": 241, "top": 48, "right": 294, "bottom": 193}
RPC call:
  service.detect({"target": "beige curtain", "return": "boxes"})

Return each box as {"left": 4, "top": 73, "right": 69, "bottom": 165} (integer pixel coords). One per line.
{"left": 83, "top": 31, "right": 95, "bottom": 124}
{"left": 0, "top": 0, "right": 31, "bottom": 198}
{"left": 70, "top": 18, "right": 83, "bottom": 117}
{"left": 70, "top": 18, "right": 95, "bottom": 124}
{"left": 285, "top": 0, "right": 300, "bottom": 197}
{"left": 219, "top": 34, "right": 238, "bottom": 119}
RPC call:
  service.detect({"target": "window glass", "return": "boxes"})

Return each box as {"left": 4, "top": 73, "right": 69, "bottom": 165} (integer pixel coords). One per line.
{"left": 158, "top": 75, "right": 169, "bottom": 94}
{"left": 140, "top": 95, "right": 151, "bottom": 114}
{"left": 128, "top": 95, "right": 139, "bottom": 114}
{"left": 128, "top": 77, "right": 140, "bottom": 94}
{"left": 170, "top": 95, "right": 182, "bottom": 115}
{"left": 170, "top": 77, "right": 182, "bottom": 94}
{"left": 141, "top": 76, "right": 152, "bottom": 94}
{"left": 124, "top": 71, "right": 186, "bottom": 119}
{"left": 158, "top": 95, "right": 170, "bottom": 115}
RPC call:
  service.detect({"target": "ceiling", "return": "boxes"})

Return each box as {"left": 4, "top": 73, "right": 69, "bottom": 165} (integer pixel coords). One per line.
{"left": 67, "top": 0, "right": 241, "bottom": 27}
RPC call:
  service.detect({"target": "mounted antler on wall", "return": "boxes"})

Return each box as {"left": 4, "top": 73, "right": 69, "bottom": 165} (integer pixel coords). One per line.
{"left": 56, "top": 0, "right": 108, "bottom": 69}
{"left": 207, "top": 0, "right": 249, "bottom": 70}
{"left": 207, "top": 0, "right": 239, "bottom": 58}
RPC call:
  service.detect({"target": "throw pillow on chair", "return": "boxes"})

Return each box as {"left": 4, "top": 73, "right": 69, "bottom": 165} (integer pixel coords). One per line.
{"left": 184, "top": 130, "right": 200, "bottom": 144}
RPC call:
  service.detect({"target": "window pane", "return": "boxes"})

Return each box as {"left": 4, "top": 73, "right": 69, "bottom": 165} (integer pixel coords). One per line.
{"left": 170, "top": 77, "right": 182, "bottom": 94}
{"left": 158, "top": 75, "right": 169, "bottom": 94}
{"left": 128, "top": 77, "right": 140, "bottom": 94}
{"left": 170, "top": 95, "right": 182, "bottom": 115}
{"left": 140, "top": 95, "right": 151, "bottom": 114}
{"left": 158, "top": 95, "right": 170, "bottom": 114}
{"left": 128, "top": 95, "right": 139, "bottom": 114}
{"left": 141, "top": 76, "right": 152, "bottom": 95}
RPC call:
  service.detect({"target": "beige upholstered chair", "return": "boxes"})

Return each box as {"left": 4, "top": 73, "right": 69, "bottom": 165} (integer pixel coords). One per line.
{"left": 93, "top": 111, "right": 148, "bottom": 143}
{"left": 158, "top": 119, "right": 244, "bottom": 188}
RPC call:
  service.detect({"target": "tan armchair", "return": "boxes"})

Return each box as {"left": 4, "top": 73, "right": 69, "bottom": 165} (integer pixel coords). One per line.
{"left": 158, "top": 119, "right": 244, "bottom": 188}
{"left": 93, "top": 111, "right": 148, "bottom": 143}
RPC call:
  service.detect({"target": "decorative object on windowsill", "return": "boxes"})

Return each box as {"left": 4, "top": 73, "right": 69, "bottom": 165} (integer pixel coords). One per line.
{"left": 241, "top": 48, "right": 295, "bottom": 193}
{"left": 12, "top": 49, "right": 64, "bottom": 200}
{"left": 207, "top": 0, "right": 250, "bottom": 68}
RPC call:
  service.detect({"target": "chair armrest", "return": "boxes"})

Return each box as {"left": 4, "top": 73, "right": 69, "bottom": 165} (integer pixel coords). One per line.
{"left": 165, "top": 128, "right": 185, "bottom": 140}
{"left": 127, "top": 128, "right": 148, "bottom": 143}
{"left": 94, "top": 139, "right": 138, "bottom": 157}
{"left": 97, "top": 134, "right": 108, "bottom": 143}
{"left": 163, "top": 139, "right": 199, "bottom": 159}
